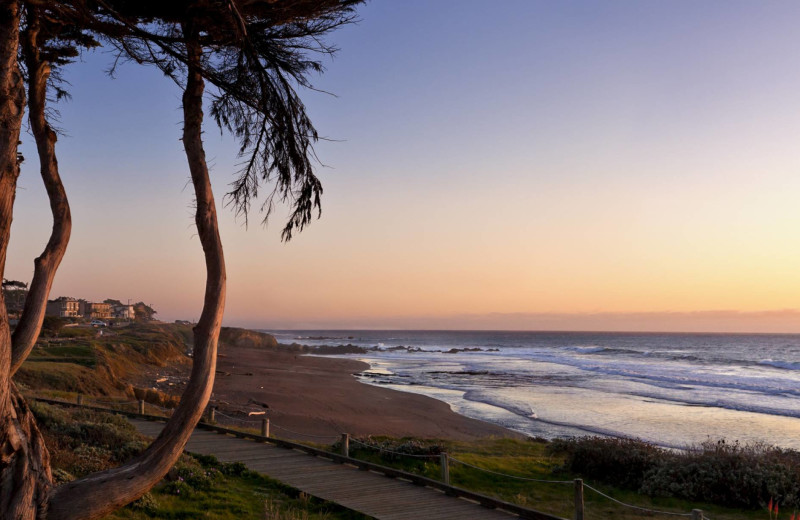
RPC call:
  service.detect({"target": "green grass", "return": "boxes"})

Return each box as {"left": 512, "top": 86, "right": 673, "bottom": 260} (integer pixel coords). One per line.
{"left": 58, "top": 327, "right": 98, "bottom": 339}
{"left": 17, "top": 322, "right": 193, "bottom": 399}
{"left": 28, "top": 342, "right": 97, "bottom": 367}
{"left": 15, "top": 362, "right": 107, "bottom": 393}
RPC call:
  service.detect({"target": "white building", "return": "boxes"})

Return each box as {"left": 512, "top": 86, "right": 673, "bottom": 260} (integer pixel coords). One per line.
{"left": 112, "top": 304, "right": 135, "bottom": 320}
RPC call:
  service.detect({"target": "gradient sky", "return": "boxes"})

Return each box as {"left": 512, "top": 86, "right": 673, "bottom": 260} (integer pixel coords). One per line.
{"left": 9, "top": 1, "right": 800, "bottom": 331}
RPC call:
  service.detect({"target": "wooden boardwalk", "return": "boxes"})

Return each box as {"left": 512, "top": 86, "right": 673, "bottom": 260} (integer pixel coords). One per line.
{"left": 131, "top": 419, "right": 524, "bottom": 520}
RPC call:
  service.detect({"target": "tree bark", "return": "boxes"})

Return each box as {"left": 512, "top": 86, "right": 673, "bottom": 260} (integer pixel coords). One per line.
{"left": 11, "top": 10, "right": 72, "bottom": 375}
{"left": 46, "top": 24, "right": 226, "bottom": 520}
{"left": 0, "top": 384, "right": 52, "bottom": 519}
{"left": 0, "top": 3, "right": 54, "bottom": 519}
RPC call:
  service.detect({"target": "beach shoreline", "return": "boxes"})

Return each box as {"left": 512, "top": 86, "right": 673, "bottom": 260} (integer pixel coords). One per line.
{"left": 187, "top": 342, "right": 521, "bottom": 441}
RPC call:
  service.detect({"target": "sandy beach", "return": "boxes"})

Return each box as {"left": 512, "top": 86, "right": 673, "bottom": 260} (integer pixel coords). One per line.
{"left": 205, "top": 343, "right": 518, "bottom": 441}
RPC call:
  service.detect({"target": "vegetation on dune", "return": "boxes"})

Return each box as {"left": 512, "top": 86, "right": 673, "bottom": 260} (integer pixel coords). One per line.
{"left": 219, "top": 327, "right": 278, "bottom": 350}
{"left": 18, "top": 323, "right": 190, "bottom": 400}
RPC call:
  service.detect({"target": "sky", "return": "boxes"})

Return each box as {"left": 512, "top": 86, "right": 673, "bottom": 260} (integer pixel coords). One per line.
{"left": 9, "top": 0, "right": 800, "bottom": 332}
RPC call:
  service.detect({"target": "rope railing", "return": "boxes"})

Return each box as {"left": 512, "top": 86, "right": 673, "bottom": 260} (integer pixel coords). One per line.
{"left": 213, "top": 410, "right": 262, "bottom": 424}
{"left": 583, "top": 482, "right": 695, "bottom": 517}
{"left": 348, "top": 437, "right": 441, "bottom": 458}
{"left": 268, "top": 422, "right": 340, "bottom": 441}
{"left": 87, "top": 397, "right": 138, "bottom": 406}
{"left": 141, "top": 402, "right": 173, "bottom": 417}
{"left": 448, "top": 455, "right": 574, "bottom": 484}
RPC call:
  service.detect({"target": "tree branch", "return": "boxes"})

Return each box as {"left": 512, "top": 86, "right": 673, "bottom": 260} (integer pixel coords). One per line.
{"left": 11, "top": 7, "right": 72, "bottom": 375}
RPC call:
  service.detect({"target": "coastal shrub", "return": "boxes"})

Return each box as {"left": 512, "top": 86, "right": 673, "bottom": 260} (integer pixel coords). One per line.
{"left": 31, "top": 401, "right": 147, "bottom": 477}
{"left": 220, "top": 461, "right": 249, "bottom": 477}
{"left": 162, "top": 479, "right": 195, "bottom": 497}
{"left": 41, "top": 316, "right": 68, "bottom": 336}
{"left": 548, "top": 436, "right": 664, "bottom": 489}
{"left": 60, "top": 443, "right": 115, "bottom": 476}
{"left": 29, "top": 400, "right": 70, "bottom": 427}
{"left": 127, "top": 492, "right": 159, "bottom": 514}
{"left": 166, "top": 455, "right": 224, "bottom": 491}
{"left": 57, "top": 327, "right": 96, "bottom": 339}
{"left": 549, "top": 436, "right": 800, "bottom": 510}
{"left": 640, "top": 440, "right": 800, "bottom": 509}
{"left": 51, "top": 468, "right": 75, "bottom": 485}
{"left": 336, "top": 436, "right": 444, "bottom": 461}
{"left": 332, "top": 436, "right": 445, "bottom": 480}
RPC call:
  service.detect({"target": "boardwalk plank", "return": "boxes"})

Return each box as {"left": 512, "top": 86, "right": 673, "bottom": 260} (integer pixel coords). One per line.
{"left": 128, "top": 419, "right": 529, "bottom": 520}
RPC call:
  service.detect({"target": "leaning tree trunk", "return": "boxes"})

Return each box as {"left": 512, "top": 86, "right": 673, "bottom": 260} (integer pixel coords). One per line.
{"left": 0, "top": 3, "right": 55, "bottom": 519}
{"left": 12, "top": 10, "right": 72, "bottom": 375}
{"left": 45, "top": 27, "right": 226, "bottom": 520}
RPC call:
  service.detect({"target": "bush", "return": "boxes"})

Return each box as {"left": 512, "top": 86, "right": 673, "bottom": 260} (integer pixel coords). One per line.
{"left": 41, "top": 316, "right": 68, "bottom": 336}
{"left": 549, "top": 436, "right": 800, "bottom": 510}
{"left": 220, "top": 461, "right": 249, "bottom": 477}
{"left": 128, "top": 492, "right": 159, "bottom": 514}
{"left": 167, "top": 454, "right": 224, "bottom": 491}
{"left": 31, "top": 401, "right": 148, "bottom": 477}
{"left": 640, "top": 440, "right": 800, "bottom": 509}
{"left": 162, "top": 480, "right": 195, "bottom": 497}
{"left": 548, "top": 436, "right": 664, "bottom": 489}
{"left": 51, "top": 468, "right": 75, "bottom": 485}
{"left": 334, "top": 436, "right": 444, "bottom": 462}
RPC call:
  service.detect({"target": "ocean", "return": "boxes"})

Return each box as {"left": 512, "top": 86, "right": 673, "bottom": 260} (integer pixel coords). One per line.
{"left": 264, "top": 330, "right": 800, "bottom": 450}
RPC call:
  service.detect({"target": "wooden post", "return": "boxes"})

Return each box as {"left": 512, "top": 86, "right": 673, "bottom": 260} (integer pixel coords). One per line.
{"left": 209, "top": 407, "right": 216, "bottom": 423}
{"left": 138, "top": 400, "right": 145, "bottom": 415}
{"left": 440, "top": 453, "right": 450, "bottom": 485}
{"left": 261, "top": 418, "right": 269, "bottom": 438}
{"left": 691, "top": 510, "right": 703, "bottom": 520}
{"left": 341, "top": 433, "right": 349, "bottom": 458}
{"left": 574, "top": 479, "right": 584, "bottom": 520}
{"left": 76, "top": 394, "right": 83, "bottom": 406}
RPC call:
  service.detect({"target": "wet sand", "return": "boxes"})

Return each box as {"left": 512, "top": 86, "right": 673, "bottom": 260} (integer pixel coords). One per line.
{"left": 208, "top": 344, "right": 519, "bottom": 441}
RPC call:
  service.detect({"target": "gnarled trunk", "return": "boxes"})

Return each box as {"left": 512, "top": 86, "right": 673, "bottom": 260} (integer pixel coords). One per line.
{"left": 45, "top": 25, "right": 226, "bottom": 520}
{"left": 0, "top": 2, "right": 53, "bottom": 519}
{"left": 0, "top": 385, "right": 52, "bottom": 519}
{"left": 12, "top": 9, "right": 72, "bottom": 375}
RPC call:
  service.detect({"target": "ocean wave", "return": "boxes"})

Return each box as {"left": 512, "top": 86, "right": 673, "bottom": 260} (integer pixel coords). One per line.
{"left": 358, "top": 347, "right": 800, "bottom": 400}
{"left": 462, "top": 390, "right": 537, "bottom": 419}
{"left": 557, "top": 344, "right": 775, "bottom": 368}
{"left": 565, "top": 346, "right": 607, "bottom": 354}
{"left": 618, "top": 389, "right": 800, "bottom": 420}
{"left": 578, "top": 364, "right": 800, "bottom": 398}
{"left": 759, "top": 359, "right": 800, "bottom": 371}
{"left": 460, "top": 390, "right": 685, "bottom": 448}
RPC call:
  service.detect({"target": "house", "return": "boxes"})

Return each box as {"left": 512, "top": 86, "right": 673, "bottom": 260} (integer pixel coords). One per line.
{"left": 112, "top": 304, "right": 135, "bottom": 320}
{"left": 79, "top": 300, "right": 112, "bottom": 320}
{"left": 46, "top": 297, "right": 81, "bottom": 318}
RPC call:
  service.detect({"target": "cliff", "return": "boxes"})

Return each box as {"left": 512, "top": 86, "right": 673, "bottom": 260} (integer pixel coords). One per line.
{"left": 218, "top": 327, "right": 278, "bottom": 350}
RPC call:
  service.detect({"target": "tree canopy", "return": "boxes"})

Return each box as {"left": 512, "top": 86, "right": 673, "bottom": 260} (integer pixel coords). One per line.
{"left": 0, "top": 1, "right": 365, "bottom": 518}
{"left": 46, "top": 0, "right": 362, "bottom": 238}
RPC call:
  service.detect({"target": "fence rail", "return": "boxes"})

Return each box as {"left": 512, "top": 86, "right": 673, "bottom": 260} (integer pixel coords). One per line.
{"left": 31, "top": 393, "right": 711, "bottom": 520}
